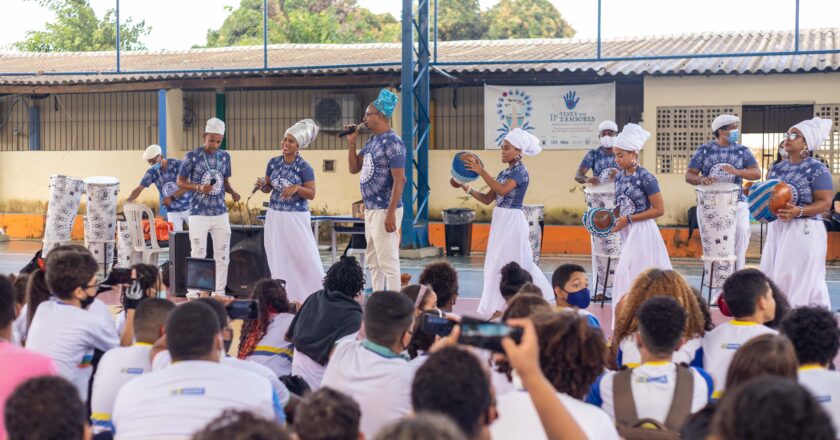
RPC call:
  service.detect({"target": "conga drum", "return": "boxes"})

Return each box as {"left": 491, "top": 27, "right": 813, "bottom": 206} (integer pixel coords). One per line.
{"left": 84, "top": 176, "right": 120, "bottom": 274}
{"left": 43, "top": 175, "right": 85, "bottom": 255}
{"left": 583, "top": 184, "right": 622, "bottom": 292}
{"left": 115, "top": 220, "right": 133, "bottom": 268}
{"left": 695, "top": 182, "right": 740, "bottom": 289}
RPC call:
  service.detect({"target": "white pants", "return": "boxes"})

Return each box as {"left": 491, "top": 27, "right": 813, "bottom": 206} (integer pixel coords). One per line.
{"left": 733, "top": 201, "right": 751, "bottom": 270}
{"left": 188, "top": 214, "right": 231, "bottom": 295}
{"left": 364, "top": 207, "right": 403, "bottom": 292}
{"left": 265, "top": 209, "right": 326, "bottom": 303}
{"left": 167, "top": 210, "right": 189, "bottom": 232}
{"left": 760, "top": 218, "right": 830, "bottom": 309}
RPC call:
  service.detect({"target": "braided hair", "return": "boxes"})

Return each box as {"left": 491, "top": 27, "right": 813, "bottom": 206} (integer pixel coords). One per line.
{"left": 237, "top": 279, "right": 290, "bottom": 359}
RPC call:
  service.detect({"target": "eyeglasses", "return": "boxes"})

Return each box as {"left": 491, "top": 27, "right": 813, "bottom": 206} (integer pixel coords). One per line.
{"left": 82, "top": 282, "right": 100, "bottom": 292}
{"left": 365, "top": 111, "right": 380, "bottom": 117}
{"left": 782, "top": 132, "right": 801, "bottom": 140}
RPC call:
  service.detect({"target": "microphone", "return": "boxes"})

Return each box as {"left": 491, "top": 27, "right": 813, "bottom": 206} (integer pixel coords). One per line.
{"left": 250, "top": 178, "right": 265, "bottom": 197}
{"left": 338, "top": 123, "right": 366, "bottom": 138}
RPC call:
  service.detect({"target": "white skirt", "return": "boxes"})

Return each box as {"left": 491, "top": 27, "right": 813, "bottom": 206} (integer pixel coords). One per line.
{"left": 264, "top": 209, "right": 326, "bottom": 304}
{"left": 611, "top": 219, "right": 673, "bottom": 326}
{"left": 477, "top": 207, "right": 555, "bottom": 317}
{"left": 760, "top": 218, "right": 830, "bottom": 309}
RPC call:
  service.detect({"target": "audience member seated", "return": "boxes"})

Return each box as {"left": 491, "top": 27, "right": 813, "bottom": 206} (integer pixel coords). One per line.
{"left": 115, "top": 264, "right": 162, "bottom": 344}
{"left": 702, "top": 269, "right": 777, "bottom": 397}
{"left": 613, "top": 269, "right": 706, "bottom": 368}
{"left": 412, "top": 346, "right": 495, "bottom": 440}
{"left": 192, "top": 409, "right": 290, "bottom": 440}
{"left": 374, "top": 413, "right": 467, "bottom": 440}
{"left": 321, "top": 290, "right": 415, "bottom": 438}
{"left": 14, "top": 268, "right": 50, "bottom": 346}
{"left": 763, "top": 277, "right": 791, "bottom": 330}
{"left": 7, "top": 274, "right": 26, "bottom": 344}
{"left": 25, "top": 248, "right": 120, "bottom": 402}
{"left": 781, "top": 306, "right": 840, "bottom": 432}
{"left": 90, "top": 298, "right": 175, "bottom": 434}
{"left": 112, "top": 301, "right": 280, "bottom": 438}
{"left": 400, "top": 284, "right": 438, "bottom": 317}
{"left": 294, "top": 388, "right": 362, "bottom": 440}
{"left": 492, "top": 294, "right": 552, "bottom": 395}
{"left": 237, "top": 279, "right": 296, "bottom": 377}
{"left": 406, "top": 310, "right": 443, "bottom": 367}
{"left": 4, "top": 376, "right": 89, "bottom": 440}
{"left": 822, "top": 191, "right": 840, "bottom": 232}
{"left": 492, "top": 312, "right": 618, "bottom": 440}
{"left": 494, "top": 262, "right": 532, "bottom": 317}
{"left": 45, "top": 245, "right": 116, "bottom": 328}
{"left": 589, "top": 297, "right": 712, "bottom": 434}
{"left": 418, "top": 261, "right": 459, "bottom": 312}
{"left": 551, "top": 264, "right": 599, "bottom": 328}
{"left": 0, "top": 275, "right": 56, "bottom": 438}
{"left": 724, "top": 333, "right": 798, "bottom": 392}
{"left": 287, "top": 256, "right": 364, "bottom": 390}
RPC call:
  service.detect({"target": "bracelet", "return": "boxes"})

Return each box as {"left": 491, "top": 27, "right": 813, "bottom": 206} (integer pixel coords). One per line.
{"left": 626, "top": 215, "right": 633, "bottom": 225}
{"left": 797, "top": 206, "right": 804, "bottom": 218}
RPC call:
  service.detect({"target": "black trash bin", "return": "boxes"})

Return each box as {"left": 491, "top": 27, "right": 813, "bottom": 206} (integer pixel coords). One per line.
{"left": 442, "top": 208, "right": 476, "bottom": 256}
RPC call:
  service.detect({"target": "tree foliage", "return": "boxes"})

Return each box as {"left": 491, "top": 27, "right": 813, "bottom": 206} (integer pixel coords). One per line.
{"left": 434, "top": 0, "right": 487, "bottom": 41}
{"left": 14, "top": 0, "right": 151, "bottom": 52}
{"left": 484, "top": 0, "right": 575, "bottom": 40}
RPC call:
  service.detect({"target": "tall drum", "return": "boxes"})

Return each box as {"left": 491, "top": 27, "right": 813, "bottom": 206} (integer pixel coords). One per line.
{"left": 522, "top": 205, "right": 545, "bottom": 265}
{"left": 584, "top": 184, "right": 622, "bottom": 291}
{"left": 695, "top": 182, "right": 740, "bottom": 290}
{"left": 84, "top": 176, "right": 120, "bottom": 274}
{"left": 43, "top": 175, "right": 85, "bottom": 255}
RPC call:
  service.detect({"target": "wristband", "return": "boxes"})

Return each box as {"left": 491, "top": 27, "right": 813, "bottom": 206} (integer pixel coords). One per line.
{"left": 797, "top": 206, "right": 804, "bottom": 218}
{"left": 626, "top": 215, "right": 633, "bottom": 225}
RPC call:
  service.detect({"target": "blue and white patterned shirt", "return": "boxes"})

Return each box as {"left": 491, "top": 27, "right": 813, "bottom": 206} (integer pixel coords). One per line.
{"left": 767, "top": 157, "right": 833, "bottom": 206}
{"left": 359, "top": 130, "right": 406, "bottom": 210}
{"left": 614, "top": 166, "right": 661, "bottom": 216}
{"left": 178, "top": 147, "right": 232, "bottom": 216}
{"left": 265, "top": 155, "right": 315, "bottom": 212}
{"left": 139, "top": 159, "right": 192, "bottom": 213}
{"left": 494, "top": 161, "right": 529, "bottom": 209}
{"left": 580, "top": 147, "right": 619, "bottom": 181}
{"left": 688, "top": 142, "right": 758, "bottom": 201}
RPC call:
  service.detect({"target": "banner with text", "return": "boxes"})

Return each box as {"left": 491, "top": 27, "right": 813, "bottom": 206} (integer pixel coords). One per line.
{"left": 484, "top": 83, "right": 616, "bottom": 150}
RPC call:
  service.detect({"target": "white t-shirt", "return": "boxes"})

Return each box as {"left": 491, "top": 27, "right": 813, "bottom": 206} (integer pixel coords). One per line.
{"left": 292, "top": 331, "right": 358, "bottom": 391}
{"left": 321, "top": 340, "right": 415, "bottom": 439}
{"left": 112, "top": 360, "right": 278, "bottom": 439}
{"left": 492, "top": 390, "right": 619, "bottom": 440}
{"left": 589, "top": 362, "right": 712, "bottom": 424}
{"left": 13, "top": 304, "right": 28, "bottom": 345}
{"left": 245, "top": 313, "right": 295, "bottom": 377}
{"left": 702, "top": 320, "right": 777, "bottom": 395}
{"left": 799, "top": 366, "right": 840, "bottom": 436}
{"left": 89, "top": 298, "right": 117, "bottom": 328}
{"left": 26, "top": 300, "right": 120, "bottom": 401}
{"left": 90, "top": 343, "right": 153, "bottom": 433}
{"left": 618, "top": 336, "right": 703, "bottom": 367}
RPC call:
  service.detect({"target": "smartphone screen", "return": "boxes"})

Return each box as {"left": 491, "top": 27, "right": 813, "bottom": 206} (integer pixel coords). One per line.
{"left": 107, "top": 268, "right": 132, "bottom": 285}
{"left": 421, "top": 314, "right": 455, "bottom": 337}
{"left": 457, "top": 318, "right": 522, "bottom": 353}
{"left": 228, "top": 299, "right": 259, "bottom": 320}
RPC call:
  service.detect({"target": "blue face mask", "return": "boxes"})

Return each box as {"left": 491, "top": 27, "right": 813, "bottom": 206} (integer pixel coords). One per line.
{"left": 566, "top": 288, "right": 591, "bottom": 309}
{"left": 726, "top": 129, "right": 739, "bottom": 145}
{"left": 151, "top": 162, "right": 162, "bottom": 171}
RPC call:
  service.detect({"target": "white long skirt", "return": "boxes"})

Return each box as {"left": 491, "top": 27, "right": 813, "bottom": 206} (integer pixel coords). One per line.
{"left": 611, "top": 219, "right": 673, "bottom": 327}
{"left": 264, "top": 209, "right": 326, "bottom": 304}
{"left": 477, "top": 207, "right": 555, "bottom": 317}
{"left": 760, "top": 218, "right": 830, "bottom": 309}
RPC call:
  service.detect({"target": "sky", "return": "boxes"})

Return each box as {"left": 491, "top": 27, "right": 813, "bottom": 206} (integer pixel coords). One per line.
{"left": 0, "top": 0, "right": 837, "bottom": 51}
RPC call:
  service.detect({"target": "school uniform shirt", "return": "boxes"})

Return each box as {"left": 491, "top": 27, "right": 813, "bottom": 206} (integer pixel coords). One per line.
{"left": 587, "top": 362, "right": 713, "bottom": 424}
{"left": 492, "top": 388, "right": 619, "bottom": 440}
{"left": 688, "top": 142, "right": 758, "bottom": 201}
{"left": 614, "top": 165, "right": 660, "bottom": 216}
{"left": 266, "top": 155, "right": 315, "bottom": 212}
{"left": 89, "top": 298, "right": 117, "bottom": 330}
{"left": 0, "top": 341, "right": 56, "bottom": 437}
{"left": 321, "top": 339, "right": 415, "bottom": 438}
{"left": 702, "top": 320, "right": 777, "bottom": 395}
{"left": 359, "top": 130, "right": 406, "bottom": 210}
{"left": 26, "top": 300, "right": 120, "bottom": 401}
{"left": 617, "top": 336, "right": 703, "bottom": 368}
{"left": 111, "top": 360, "right": 279, "bottom": 439}
{"left": 90, "top": 343, "right": 154, "bottom": 433}
{"left": 12, "top": 304, "right": 29, "bottom": 345}
{"left": 245, "top": 313, "right": 295, "bottom": 377}
{"left": 556, "top": 306, "right": 602, "bottom": 330}
{"left": 798, "top": 365, "right": 840, "bottom": 435}
{"left": 767, "top": 157, "right": 833, "bottom": 207}
{"left": 292, "top": 331, "right": 359, "bottom": 390}
{"left": 495, "top": 161, "right": 529, "bottom": 209}
{"left": 178, "top": 147, "right": 233, "bottom": 216}
{"left": 139, "top": 159, "right": 191, "bottom": 213}
{"left": 580, "top": 147, "right": 619, "bottom": 181}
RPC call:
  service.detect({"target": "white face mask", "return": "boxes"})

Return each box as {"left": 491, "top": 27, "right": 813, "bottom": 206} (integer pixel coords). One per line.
{"left": 600, "top": 136, "right": 616, "bottom": 148}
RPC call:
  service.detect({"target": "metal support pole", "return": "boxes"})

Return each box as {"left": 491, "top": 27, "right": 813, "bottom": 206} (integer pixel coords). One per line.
{"left": 596, "top": 0, "right": 602, "bottom": 60}
{"left": 116, "top": 0, "right": 121, "bottom": 73}
{"left": 158, "top": 89, "right": 168, "bottom": 216}
{"left": 794, "top": 0, "right": 800, "bottom": 52}
{"left": 263, "top": 0, "right": 269, "bottom": 69}
{"left": 433, "top": 0, "right": 438, "bottom": 63}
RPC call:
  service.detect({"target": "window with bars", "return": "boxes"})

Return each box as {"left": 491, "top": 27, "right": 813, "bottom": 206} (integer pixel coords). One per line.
{"left": 814, "top": 104, "right": 840, "bottom": 174}
{"left": 655, "top": 106, "right": 740, "bottom": 174}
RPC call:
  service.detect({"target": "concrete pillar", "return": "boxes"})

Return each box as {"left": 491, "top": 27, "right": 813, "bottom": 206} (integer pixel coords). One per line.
{"left": 165, "top": 88, "right": 185, "bottom": 159}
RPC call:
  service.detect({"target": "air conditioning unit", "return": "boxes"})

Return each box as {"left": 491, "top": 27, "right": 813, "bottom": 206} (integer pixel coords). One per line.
{"left": 313, "top": 94, "right": 360, "bottom": 131}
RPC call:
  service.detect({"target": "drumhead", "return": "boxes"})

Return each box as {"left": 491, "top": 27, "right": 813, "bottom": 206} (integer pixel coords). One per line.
{"left": 50, "top": 175, "right": 84, "bottom": 184}
{"left": 84, "top": 176, "right": 120, "bottom": 186}
{"left": 584, "top": 183, "right": 616, "bottom": 194}
{"left": 695, "top": 182, "right": 739, "bottom": 193}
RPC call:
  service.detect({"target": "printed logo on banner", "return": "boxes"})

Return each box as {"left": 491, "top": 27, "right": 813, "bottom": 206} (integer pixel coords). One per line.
{"left": 494, "top": 89, "right": 535, "bottom": 145}
{"left": 563, "top": 91, "right": 580, "bottom": 110}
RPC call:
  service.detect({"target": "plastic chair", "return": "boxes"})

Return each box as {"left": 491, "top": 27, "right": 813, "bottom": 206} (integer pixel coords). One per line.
{"left": 123, "top": 203, "right": 169, "bottom": 265}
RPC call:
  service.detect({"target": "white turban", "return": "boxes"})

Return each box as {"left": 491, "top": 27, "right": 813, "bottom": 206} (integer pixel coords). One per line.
{"left": 285, "top": 119, "right": 319, "bottom": 149}
{"left": 614, "top": 123, "right": 650, "bottom": 152}
{"left": 205, "top": 117, "right": 225, "bottom": 135}
{"left": 504, "top": 128, "right": 542, "bottom": 156}
{"left": 598, "top": 120, "right": 618, "bottom": 132}
{"left": 793, "top": 117, "right": 833, "bottom": 151}
{"left": 142, "top": 144, "right": 162, "bottom": 161}
{"left": 712, "top": 114, "right": 740, "bottom": 132}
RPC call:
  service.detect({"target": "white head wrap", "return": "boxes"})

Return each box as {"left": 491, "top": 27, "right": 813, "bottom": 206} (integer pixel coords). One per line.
{"left": 598, "top": 120, "right": 618, "bottom": 133}
{"left": 205, "top": 117, "right": 225, "bottom": 135}
{"left": 142, "top": 144, "right": 162, "bottom": 161}
{"left": 614, "top": 124, "right": 650, "bottom": 152}
{"left": 792, "top": 117, "right": 833, "bottom": 151}
{"left": 503, "top": 128, "right": 542, "bottom": 156}
{"left": 285, "top": 119, "right": 319, "bottom": 149}
{"left": 712, "top": 114, "right": 740, "bottom": 132}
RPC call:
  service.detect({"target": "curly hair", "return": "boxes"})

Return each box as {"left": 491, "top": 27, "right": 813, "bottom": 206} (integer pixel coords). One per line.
{"left": 4, "top": 376, "right": 86, "bottom": 440}
{"left": 725, "top": 334, "right": 798, "bottom": 391}
{"left": 323, "top": 256, "right": 365, "bottom": 298}
{"left": 192, "top": 409, "right": 291, "bottom": 440}
{"left": 781, "top": 306, "right": 840, "bottom": 366}
{"left": 495, "top": 294, "right": 553, "bottom": 380}
{"left": 499, "top": 262, "right": 532, "bottom": 300}
{"left": 691, "top": 287, "right": 715, "bottom": 332}
{"left": 238, "top": 279, "right": 291, "bottom": 359}
{"left": 295, "top": 388, "right": 361, "bottom": 440}
{"left": 419, "top": 261, "right": 459, "bottom": 309}
{"left": 613, "top": 269, "right": 706, "bottom": 345}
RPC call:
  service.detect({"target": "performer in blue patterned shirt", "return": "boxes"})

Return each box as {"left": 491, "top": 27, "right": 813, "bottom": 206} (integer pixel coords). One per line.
{"left": 177, "top": 117, "right": 241, "bottom": 297}
{"left": 575, "top": 120, "right": 620, "bottom": 184}
{"left": 255, "top": 119, "right": 325, "bottom": 303}
{"left": 126, "top": 144, "right": 192, "bottom": 231}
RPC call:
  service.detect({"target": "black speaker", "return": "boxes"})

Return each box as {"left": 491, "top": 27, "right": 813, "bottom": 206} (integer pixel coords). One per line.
{"left": 169, "top": 225, "right": 270, "bottom": 297}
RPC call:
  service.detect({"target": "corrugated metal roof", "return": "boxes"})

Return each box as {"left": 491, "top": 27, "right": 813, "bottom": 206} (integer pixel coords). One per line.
{"left": 0, "top": 28, "right": 838, "bottom": 86}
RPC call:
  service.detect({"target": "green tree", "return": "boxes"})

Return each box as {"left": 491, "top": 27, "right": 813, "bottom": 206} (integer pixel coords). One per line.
{"left": 484, "top": 0, "right": 575, "bottom": 40}
{"left": 435, "top": 0, "right": 486, "bottom": 41}
{"left": 14, "top": 0, "right": 150, "bottom": 52}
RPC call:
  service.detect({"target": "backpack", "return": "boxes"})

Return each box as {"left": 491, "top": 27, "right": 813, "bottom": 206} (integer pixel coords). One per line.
{"left": 613, "top": 364, "right": 694, "bottom": 440}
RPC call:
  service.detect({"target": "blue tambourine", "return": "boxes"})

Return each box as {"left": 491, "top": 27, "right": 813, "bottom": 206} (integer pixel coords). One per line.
{"left": 582, "top": 207, "right": 618, "bottom": 237}
{"left": 451, "top": 152, "right": 482, "bottom": 184}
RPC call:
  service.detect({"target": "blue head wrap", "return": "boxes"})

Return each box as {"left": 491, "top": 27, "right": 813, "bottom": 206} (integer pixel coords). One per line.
{"left": 373, "top": 89, "right": 399, "bottom": 118}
